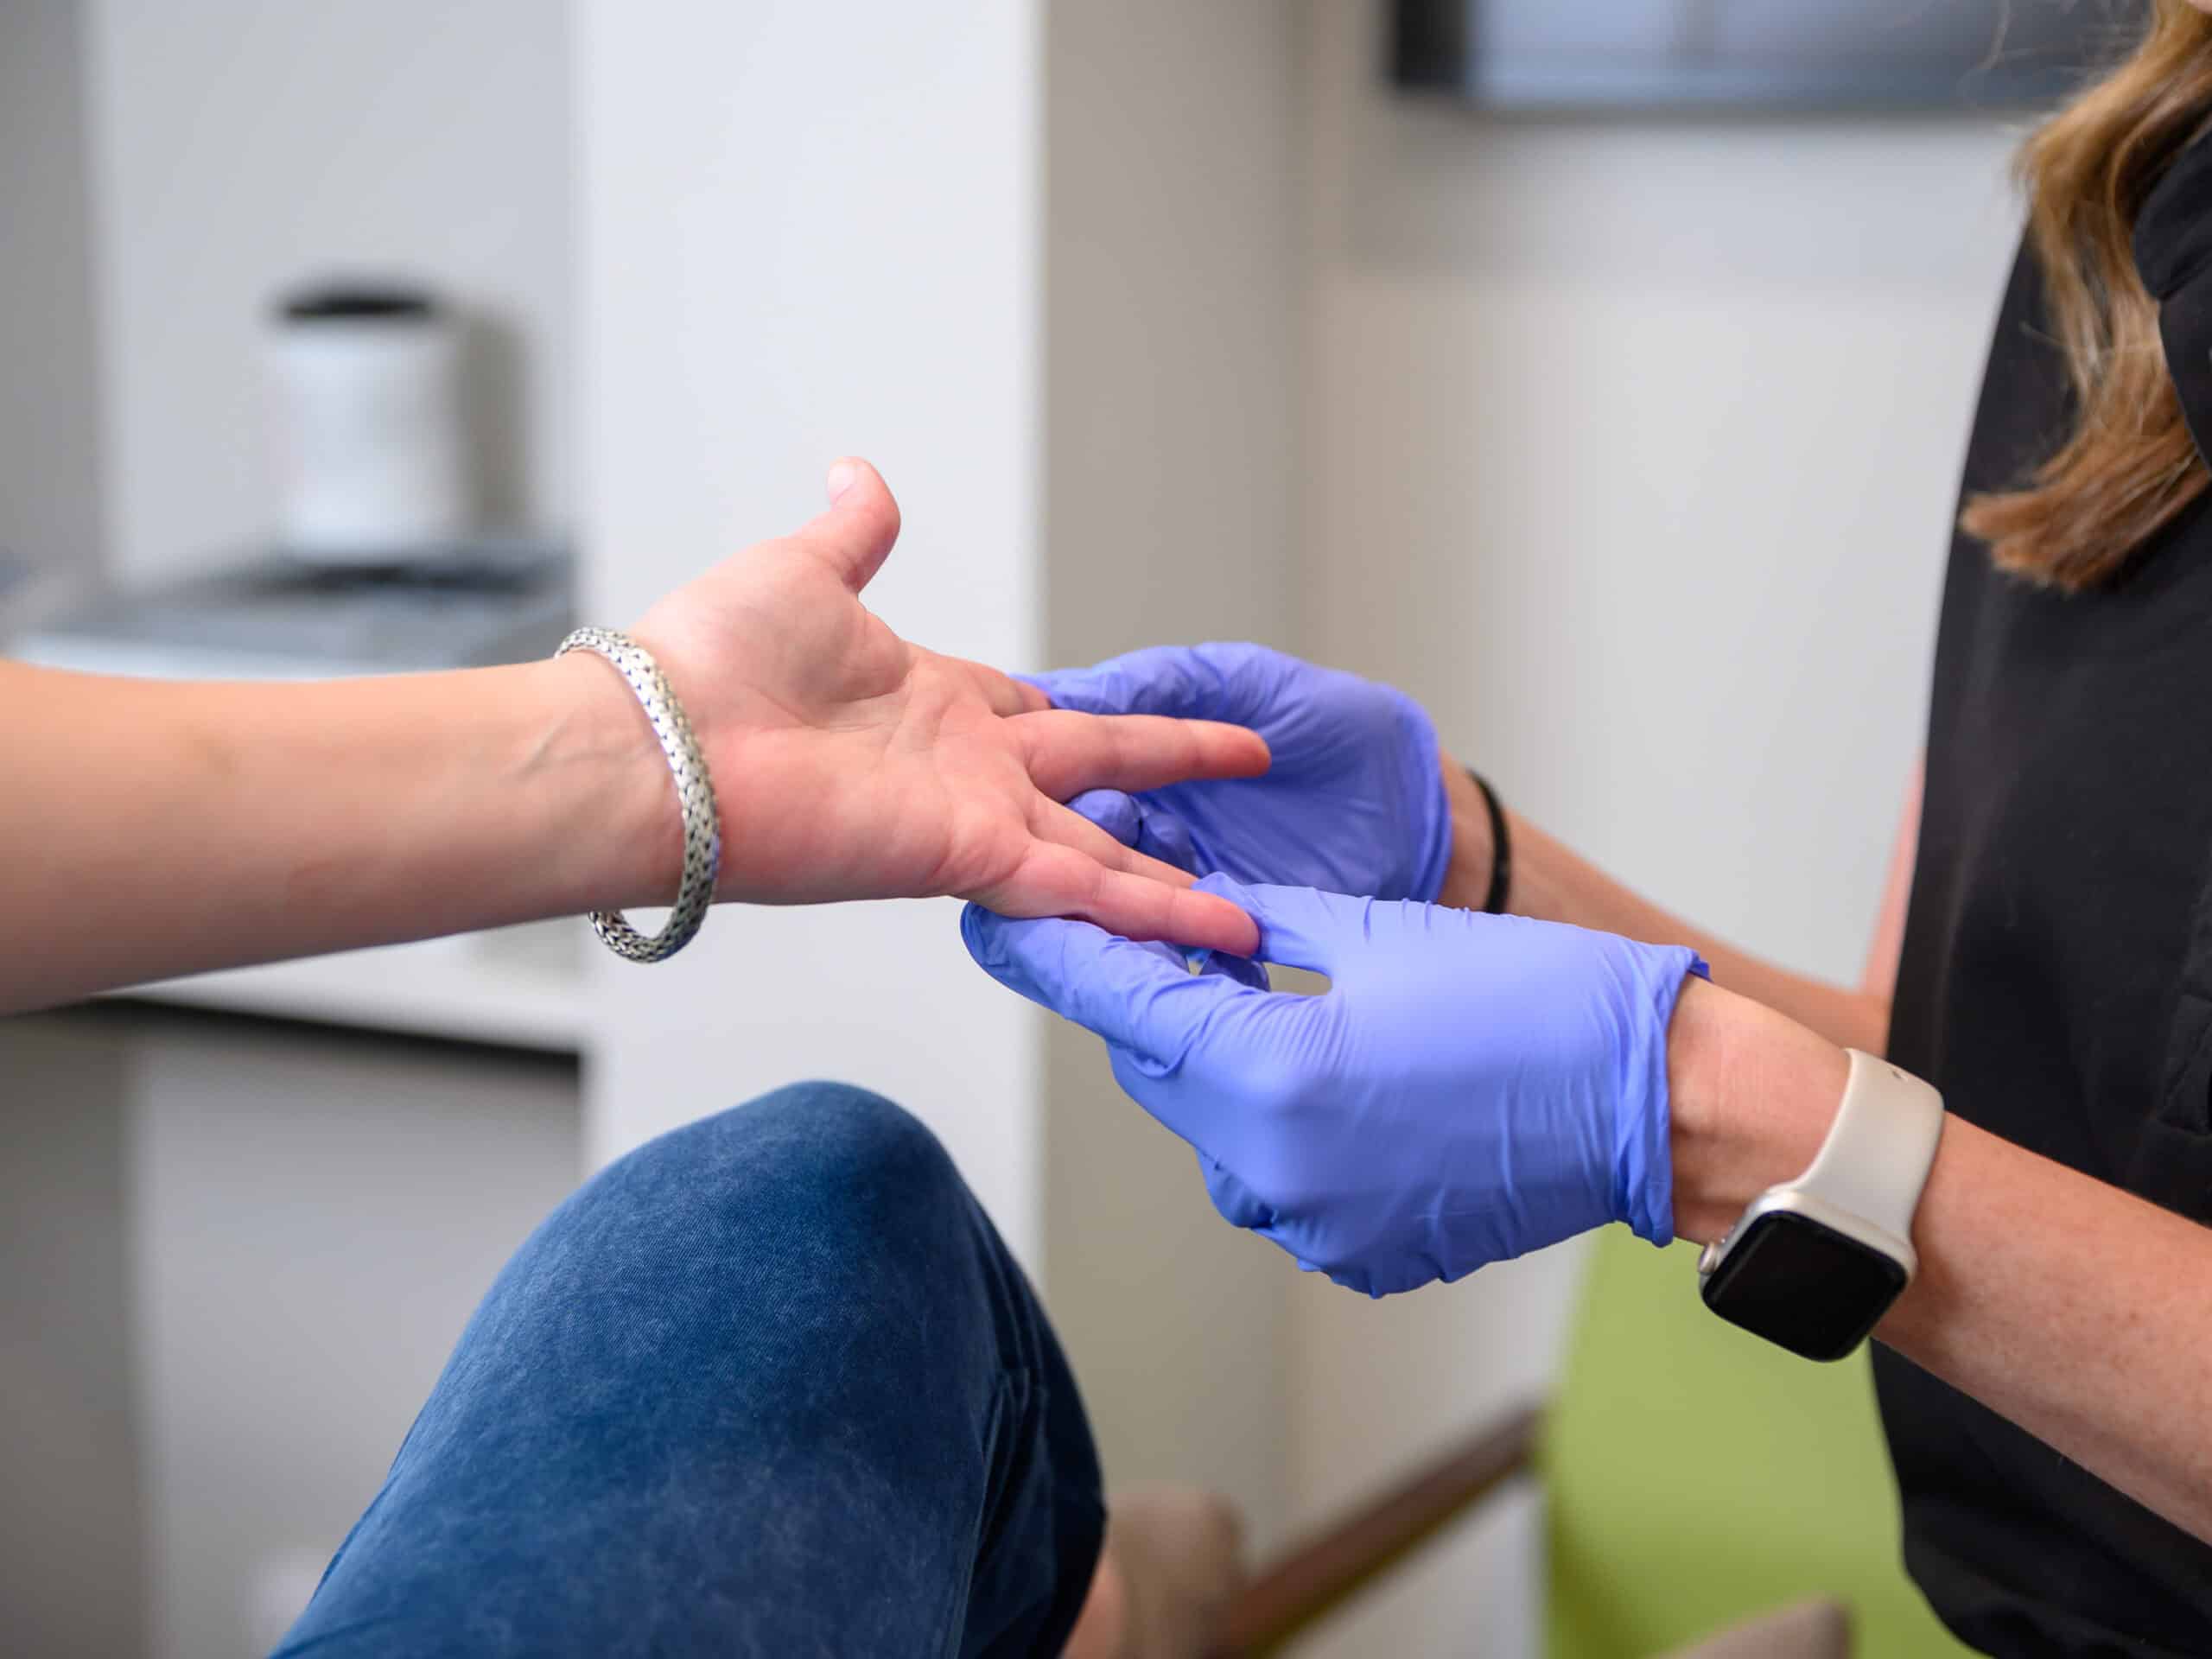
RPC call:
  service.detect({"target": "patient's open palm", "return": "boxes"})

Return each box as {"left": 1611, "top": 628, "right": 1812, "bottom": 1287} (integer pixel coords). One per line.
{"left": 632, "top": 461, "right": 1266, "bottom": 953}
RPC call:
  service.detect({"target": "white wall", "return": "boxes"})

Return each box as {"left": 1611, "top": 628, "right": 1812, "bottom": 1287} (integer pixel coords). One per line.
{"left": 0, "top": 0, "right": 103, "bottom": 574}
{"left": 573, "top": 0, "right": 1049, "bottom": 1252}
{"left": 1283, "top": 3, "right": 2024, "bottom": 1653}
{"left": 85, "top": 0, "right": 574, "bottom": 578}
{"left": 1040, "top": 0, "right": 1306, "bottom": 1541}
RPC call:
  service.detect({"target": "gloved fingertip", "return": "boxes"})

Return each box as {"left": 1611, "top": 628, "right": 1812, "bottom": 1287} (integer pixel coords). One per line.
{"left": 1018, "top": 668, "right": 1089, "bottom": 715}
{"left": 1065, "top": 788, "right": 1142, "bottom": 846}
{"left": 1204, "top": 1159, "right": 1275, "bottom": 1230}
{"left": 1190, "top": 874, "right": 1350, "bottom": 974}
{"left": 1138, "top": 808, "right": 1201, "bottom": 876}
{"left": 1192, "top": 870, "right": 1262, "bottom": 906}
{"left": 958, "top": 902, "right": 1005, "bottom": 969}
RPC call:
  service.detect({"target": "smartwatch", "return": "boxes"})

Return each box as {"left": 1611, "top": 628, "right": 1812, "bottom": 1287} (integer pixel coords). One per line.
{"left": 1696, "top": 1048, "right": 1946, "bottom": 1362}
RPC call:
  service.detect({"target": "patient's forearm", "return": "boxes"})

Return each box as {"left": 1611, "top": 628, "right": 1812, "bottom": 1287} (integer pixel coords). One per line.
{"left": 1434, "top": 764, "right": 1889, "bottom": 1054}
{"left": 0, "top": 658, "right": 668, "bottom": 1014}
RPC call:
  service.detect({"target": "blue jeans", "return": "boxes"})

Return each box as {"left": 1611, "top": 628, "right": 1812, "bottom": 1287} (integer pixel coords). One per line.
{"left": 275, "top": 1084, "right": 1105, "bottom": 1657}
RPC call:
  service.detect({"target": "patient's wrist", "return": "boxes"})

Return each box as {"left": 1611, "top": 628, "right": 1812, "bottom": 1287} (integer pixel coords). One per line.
{"left": 529, "top": 653, "right": 688, "bottom": 912}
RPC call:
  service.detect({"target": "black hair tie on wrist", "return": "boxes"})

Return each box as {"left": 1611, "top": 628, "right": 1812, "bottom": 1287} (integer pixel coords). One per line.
{"left": 1468, "top": 769, "right": 1513, "bottom": 915}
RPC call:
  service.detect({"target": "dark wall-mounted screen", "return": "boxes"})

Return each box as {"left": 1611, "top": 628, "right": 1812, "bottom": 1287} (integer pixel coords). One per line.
{"left": 1392, "top": 1, "right": 2151, "bottom": 113}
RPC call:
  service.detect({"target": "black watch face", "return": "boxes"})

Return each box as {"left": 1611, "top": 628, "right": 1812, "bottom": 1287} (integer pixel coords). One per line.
{"left": 1699, "top": 1210, "right": 1908, "bottom": 1363}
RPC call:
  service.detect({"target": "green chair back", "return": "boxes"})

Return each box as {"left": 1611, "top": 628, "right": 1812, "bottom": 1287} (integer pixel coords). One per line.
{"left": 1538, "top": 1230, "right": 1975, "bottom": 1657}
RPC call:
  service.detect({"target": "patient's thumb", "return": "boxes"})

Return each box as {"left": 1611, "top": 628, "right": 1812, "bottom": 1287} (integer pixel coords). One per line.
{"left": 800, "top": 456, "right": 901, "bottom": 592}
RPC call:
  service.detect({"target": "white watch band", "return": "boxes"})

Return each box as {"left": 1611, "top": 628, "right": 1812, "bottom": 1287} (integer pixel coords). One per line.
{"left": 1791, "top": 1048, "right": 1946, "bottom": 1249}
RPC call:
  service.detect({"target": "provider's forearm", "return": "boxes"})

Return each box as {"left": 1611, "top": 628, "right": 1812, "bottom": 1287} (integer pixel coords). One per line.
{"left": 1667, "top": 977, "right": 2212, "bottom": 1545}
{"left": 1436, "top": 764, "right": 1888, "bottom": 1054}
{"left": 0, "top": 658, "right": 671, "bottom": 1014}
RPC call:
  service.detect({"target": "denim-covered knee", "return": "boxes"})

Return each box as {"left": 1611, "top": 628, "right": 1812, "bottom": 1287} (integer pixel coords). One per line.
{"left": 716, "top": 1080, "right": 957, "bottom": 1200}
{"left": 579, "top": 1081, "right": 973, "bottom": 1277}
{"left": 546, "top": 1084, "right": 996, "bottom": 1400}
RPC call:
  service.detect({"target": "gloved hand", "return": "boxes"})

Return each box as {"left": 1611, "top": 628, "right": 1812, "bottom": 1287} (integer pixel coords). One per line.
{"left": 1029, "top": 644, "right": 1452, "bottom": 902}
{"left": 963, "top": 875, "right": 1707, "bottom": 1296}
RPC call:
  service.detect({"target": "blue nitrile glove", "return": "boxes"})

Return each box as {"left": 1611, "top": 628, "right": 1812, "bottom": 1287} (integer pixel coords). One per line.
{"left": 1030, "top": 644, "right": 1452, "bottom": 902}
{"left": 963, "top": 875, "right": 1708, "bottom": 1296}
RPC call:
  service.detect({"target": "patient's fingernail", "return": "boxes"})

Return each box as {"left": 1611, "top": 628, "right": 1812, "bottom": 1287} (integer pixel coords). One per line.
{"left": 826, "top": 459, "right": 860, "bottom": 503}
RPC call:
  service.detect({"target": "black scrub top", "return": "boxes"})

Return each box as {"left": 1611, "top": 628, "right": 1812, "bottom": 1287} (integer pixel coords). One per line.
{"left": 1879, "top": 143, "right": 2212, "bottom": 1656}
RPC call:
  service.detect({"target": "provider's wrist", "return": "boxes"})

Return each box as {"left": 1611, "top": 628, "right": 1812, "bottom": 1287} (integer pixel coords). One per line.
{"left": 1437, "top": 759, "right": 1500, "bottom": 912}
{"left": 1664, "top": 976, "right": 1848, "bottom": 1244}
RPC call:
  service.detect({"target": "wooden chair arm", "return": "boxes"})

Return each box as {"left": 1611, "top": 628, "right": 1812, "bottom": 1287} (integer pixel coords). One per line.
{"left": 1207, "top": 1402, "right": 1545, "bottom": 1658}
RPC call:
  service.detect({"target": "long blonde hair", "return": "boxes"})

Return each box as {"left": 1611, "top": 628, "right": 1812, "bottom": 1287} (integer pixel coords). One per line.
{"left": 1961, "top": 0, "right": 2212, "bottom": 589}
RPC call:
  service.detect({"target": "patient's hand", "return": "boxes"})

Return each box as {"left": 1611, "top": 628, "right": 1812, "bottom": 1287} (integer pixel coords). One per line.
{"left": 621, "top": 461, "right": 1268, "bottom": 954}
{"left": 1027, "top": 644, "right": 1452, "bottom": 902}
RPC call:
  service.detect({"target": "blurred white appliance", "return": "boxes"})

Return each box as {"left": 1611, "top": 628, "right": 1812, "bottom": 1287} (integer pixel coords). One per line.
{"left": 270, "top": 283, "right": 470, "bottom": 563}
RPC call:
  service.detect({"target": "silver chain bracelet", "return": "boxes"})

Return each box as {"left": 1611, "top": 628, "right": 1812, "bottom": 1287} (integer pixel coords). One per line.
{"left": 554, "top": 626, "right": 721, "bottom": 963}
